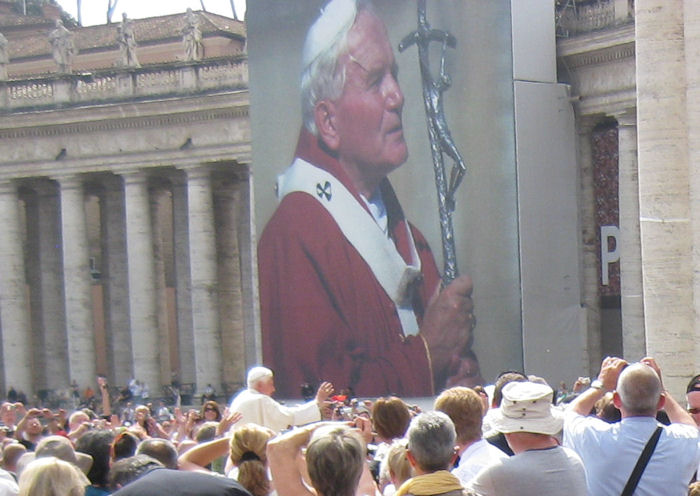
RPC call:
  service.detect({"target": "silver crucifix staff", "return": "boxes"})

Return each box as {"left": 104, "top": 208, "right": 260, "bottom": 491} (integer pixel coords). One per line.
{"left": 399, "top": 0, "right": 466, "bottom": 285}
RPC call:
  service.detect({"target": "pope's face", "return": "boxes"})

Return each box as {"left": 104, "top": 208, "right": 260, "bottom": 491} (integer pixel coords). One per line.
{"left": 330, "top": 10, "right": 407, "bottom": 188}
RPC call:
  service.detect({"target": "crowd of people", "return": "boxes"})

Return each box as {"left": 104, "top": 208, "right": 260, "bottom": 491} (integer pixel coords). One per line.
{"left": 0, "top": 357, "right": 696, "bottom": 495}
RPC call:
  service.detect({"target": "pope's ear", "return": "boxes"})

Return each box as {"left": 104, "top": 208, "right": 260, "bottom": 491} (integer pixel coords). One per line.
{"left": 314, "top": 100, "right": 340, "bottom": 151}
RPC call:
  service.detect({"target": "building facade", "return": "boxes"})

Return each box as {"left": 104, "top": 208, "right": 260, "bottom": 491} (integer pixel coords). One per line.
{"left": 0, "top": 4, "right": 254, "bottom": 400}
{"left": 557, "top": 0, "right": 699, "bottom": 395}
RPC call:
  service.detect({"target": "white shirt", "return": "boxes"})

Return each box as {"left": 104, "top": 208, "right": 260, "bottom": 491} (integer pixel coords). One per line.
{"left": 228, "top": 389, "right": 320, "bottom": 433}
{"left": 0, "top": 469, "right": 17, "bottom": 496}
{"left": 563, "top": 412, "right": 700, "bottom": 496}
{"left": 360, "top": 190, "right": 388, "bottom": 235}
{"left": 453, "top": 438, "right": 508, "bottom": 486}
{"left": 481, "top": 407, "right": 500, "bottom": 437}
{"left": 468, "top": 445, "right": 586, "bottom": 496}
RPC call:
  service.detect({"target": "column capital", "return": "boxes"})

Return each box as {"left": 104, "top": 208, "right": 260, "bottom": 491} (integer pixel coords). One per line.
{"left": 170, "top": 172, "right": 188, "bottom": 188}
{"left": 179, "top": 163, "right": 213, "bottom": 181}
{"left": 119, "top": 169, "right": 150, "bottom": 183}
{"left": 0, "top": 179, "right": 18, "bottom": 195}
{"left": 98, "top": 173, "right": 124, "bottom": 191}
{"left": 29, "top": 178, "right": 59, "bottom": 197}
{"left": 212, "top": 172, "right": 240, "bottom": 197}
{"left": 609, "top": 107, "right": 637, "bottom": 128}
{"left": 52, "top": 174, "right": 85, "bottom": 191}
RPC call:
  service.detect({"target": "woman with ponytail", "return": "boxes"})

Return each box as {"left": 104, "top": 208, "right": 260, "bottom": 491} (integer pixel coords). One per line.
{"left": 228, "top": 424, "right": 275, "bottom": 496}
{"left": 177, "top": 411, "right": 275, "bottom": 496}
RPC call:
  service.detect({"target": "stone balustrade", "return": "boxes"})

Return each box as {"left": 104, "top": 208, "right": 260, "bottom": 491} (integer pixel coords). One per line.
{"left": 0, "top": 57, "right": 248, "bottom": 110}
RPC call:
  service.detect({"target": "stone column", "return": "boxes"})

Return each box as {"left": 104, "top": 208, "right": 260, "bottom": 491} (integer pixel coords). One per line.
{"left": 122, "top": 171, "right": 161, "bottom": 391}
{"left": 172, "top": 176, "right": 195, "bottom": 385}
{"left": 36, "top": 181, "right": 69, "bottom": 390}
{"left": 577, "top": 116, "right": 602, "bottom": 374}
{"left": 149, "top": 184, "right": 172, "bottom": 389}
{"left": 24, "top": 189, "right": 43, "bottom": 391}
{"left": 236, "top": 170, "right": 261, "bottom": 371}
{"left": 184, "top": 165, "right": 222, "bottom": 393}
{"left": 0, "top": 181, "right": 33, "bottom": 394}
{"left": 635, "top": 0, "right": 691, "bottom": 395}
{"left": 56, "top": 175, "right": 97, "bottom": 388}
{"left": 685, "top": 4, "right": 700, "bottom": 377}
{"left": 213, "top": 174, "right": 245, "bottom": 388}
{"left": 613, "top": 109, "right": 646, "bottom": 360}
{"left": 101, "top": 175, "right": 132, "bottom": 387}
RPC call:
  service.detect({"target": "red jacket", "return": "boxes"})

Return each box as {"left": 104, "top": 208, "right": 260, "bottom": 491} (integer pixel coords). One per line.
{"left": 259, "top": 131, "right": 441, "bottom": 398}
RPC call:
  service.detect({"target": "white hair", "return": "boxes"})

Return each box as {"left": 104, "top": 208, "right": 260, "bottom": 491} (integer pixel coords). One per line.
{"left": 246, "top": 366, "right": 273, "bottom": 389}
{"left": 300, "top": 0, "right": 375, "bottom": 136}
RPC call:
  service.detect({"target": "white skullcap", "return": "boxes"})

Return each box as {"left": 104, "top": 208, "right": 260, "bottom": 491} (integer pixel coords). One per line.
{"left": 302, "top": 0, "right": 358, "bottom": 71}
{"left": 247, "top": 366, "right": 273, "bottom": 388}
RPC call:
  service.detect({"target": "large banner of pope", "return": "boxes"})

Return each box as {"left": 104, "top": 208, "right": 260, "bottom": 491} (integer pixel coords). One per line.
{"left": 247, "top": 0, "right": 522, "bottom": 398}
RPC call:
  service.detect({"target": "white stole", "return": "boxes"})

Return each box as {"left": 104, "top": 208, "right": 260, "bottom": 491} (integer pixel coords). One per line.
{"left": 277, "top": 158, "right": 422, "bottom": 336}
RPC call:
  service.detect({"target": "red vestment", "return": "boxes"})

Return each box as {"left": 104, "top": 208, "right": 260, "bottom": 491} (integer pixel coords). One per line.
{"left": 259, "top": 131, "right": 442, "bottom": 397}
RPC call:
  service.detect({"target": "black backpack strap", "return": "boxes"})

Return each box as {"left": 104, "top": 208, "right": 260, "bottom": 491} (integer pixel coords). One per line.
{"left": 620, "top": 426, "right": 663, "bottom": 496}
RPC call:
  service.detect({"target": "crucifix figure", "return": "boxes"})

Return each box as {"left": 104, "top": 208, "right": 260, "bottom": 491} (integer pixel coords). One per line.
{"left": 399, "top": 0, "right": 467, "bottom": 284}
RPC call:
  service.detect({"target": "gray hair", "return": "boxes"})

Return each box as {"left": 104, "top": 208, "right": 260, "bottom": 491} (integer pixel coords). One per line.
{"left": 617, "top": 363, "right": 662, "bottom": 416}
{"left": 300, "top": 0, "right": 374, "bottom": 135}
{"left": 246, "top": 366, "right": 273, "bottom": 389}
{"left": 407, "top": 411, "right": 456, "bottom": 472}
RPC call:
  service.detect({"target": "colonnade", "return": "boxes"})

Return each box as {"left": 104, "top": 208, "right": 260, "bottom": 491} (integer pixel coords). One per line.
{"left": 0, "top": 164, "right": 252, "bottom": 398}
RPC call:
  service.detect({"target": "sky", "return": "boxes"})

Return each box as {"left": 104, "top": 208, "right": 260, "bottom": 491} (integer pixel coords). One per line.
{"left": 55, "top": 0, "right": 246, "bottom": 26}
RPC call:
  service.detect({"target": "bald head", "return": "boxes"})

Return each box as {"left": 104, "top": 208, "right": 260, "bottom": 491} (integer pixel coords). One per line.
{"left": 616, "top": 363, "right": 662, "bottom": 417}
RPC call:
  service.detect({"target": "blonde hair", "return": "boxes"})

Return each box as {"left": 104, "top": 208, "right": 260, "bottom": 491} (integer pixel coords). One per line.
{"left": 434, "top": 387, "right": 483, "bottom": 444}
{"left": 229, "top": 424, "right": 274, "bottom": 496}
{"left": 18, "top": 456, "right": 89, "bottom": 496}
{"left": 382, "top": 440, "right": 412, "bottom": 489}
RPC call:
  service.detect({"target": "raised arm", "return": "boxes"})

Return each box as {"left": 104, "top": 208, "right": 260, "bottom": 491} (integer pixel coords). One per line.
{"left": 568, "top": 356, "right": 627, "bottom": 417}
{"left": 641, "top": 357, "right": 696, "bottom": 426}
{"left": 178, "top": 436, "right": 231, "bottom": 472}
{"left": 98, "top": 376, "right": 111, "bottom": 417}
{"left": 266, "top": 426, "right": 316, "bottom": 496}
{"left": 14, "top": 408, "right": 40, "bottom": 441}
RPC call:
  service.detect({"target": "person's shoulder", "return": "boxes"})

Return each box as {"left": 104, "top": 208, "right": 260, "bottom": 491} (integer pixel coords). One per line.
{"left": 476, "top": 438, "right": 509, "bottom": 457}
{"left": 230, "top": 388, "right": 258, "bottom": 405}
{"left": 473, "top": 452, "right": 509, "bottom": 475}
{"left": 114, "top": 469, "right": 252, "bottom": 496}
{"left": 663, "top": 422, "right": 700, "bottom": 439}
{"left": 260, "top": 192, "right": 339, "bottom": 243}
{"left": 84, "top": 486, "right": 110, "bottom": 496}
{"left": 563, "top": 409, "right": 610, "bottom": 432}
{"left": 557, "top": 445, "right": 585, "bottom": 463}
{"left": 268, "top": 191, "right": 328, "bottom": 224}
{"left": 0, "top": 475, "right": 18, "bottom": 496}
